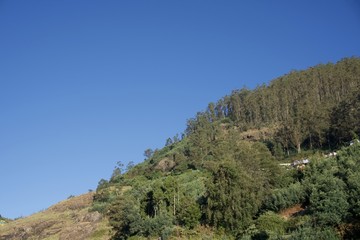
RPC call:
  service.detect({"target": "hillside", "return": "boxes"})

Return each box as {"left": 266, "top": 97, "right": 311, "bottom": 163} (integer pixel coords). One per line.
{"left": 0, "top": 193, "right": 111, "bottom": 240}
{"left": 2, "top": 58, "right": 360, "bottom": 239}
{"left": 92, "top": 57, "right": 360, "bottom": 239}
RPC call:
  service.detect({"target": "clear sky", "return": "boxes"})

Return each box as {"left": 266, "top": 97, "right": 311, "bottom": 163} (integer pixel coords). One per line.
{"left": 0, "top": 0, "right": 359, "bottom": 219}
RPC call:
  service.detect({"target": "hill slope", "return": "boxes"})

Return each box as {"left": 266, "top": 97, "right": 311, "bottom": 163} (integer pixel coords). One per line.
{"left": 0, "top": 193, "right": 111, "bottom": 240}
{"left": 92, "top": 57, "right": 360, "bottom": 239}
{"left": 2, "top": 57, "right": 360, "bottom": 239}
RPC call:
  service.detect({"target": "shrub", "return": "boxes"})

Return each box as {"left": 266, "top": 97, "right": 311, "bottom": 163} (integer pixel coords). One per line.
{"left": 177, "top": 197, "right": 201, "bottom": 229}
{"left": 290, "top": 226, "right": 340, "bottom": 240}
{"left": 256, "top": 211, "right": 287, "bottom": 236}
{"left": 262, "top": 182, "right": 305, "bottom": 212}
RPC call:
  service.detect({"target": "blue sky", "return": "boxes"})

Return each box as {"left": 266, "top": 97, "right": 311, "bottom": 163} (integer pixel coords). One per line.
{"left": 0, "top": 0, "right": 359, "bottom": 219}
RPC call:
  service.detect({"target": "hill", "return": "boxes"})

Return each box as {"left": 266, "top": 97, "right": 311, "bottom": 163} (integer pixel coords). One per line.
{"left": 0, "top": 193, "right": 111, "bottom": 240}
{"left": 92, "top": 57, "right": 360, "bottom": 239}
{"left": 2, "top": 57, "right": 360, "bottom": 239}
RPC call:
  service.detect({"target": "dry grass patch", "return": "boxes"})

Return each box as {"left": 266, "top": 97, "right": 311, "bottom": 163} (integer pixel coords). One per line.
{"left": 0, "top": 193, "right": 112, "bottom": 240}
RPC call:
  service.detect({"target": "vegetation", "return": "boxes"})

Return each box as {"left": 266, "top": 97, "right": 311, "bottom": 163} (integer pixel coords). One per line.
{"left": 0, "top": 193, "right": 112, "bottom": 240}
{"left": 92, "top": 57, "right": 360, "bottom": 239}
{"left": 0, "top": 214, "right": 10, "bottom": 224}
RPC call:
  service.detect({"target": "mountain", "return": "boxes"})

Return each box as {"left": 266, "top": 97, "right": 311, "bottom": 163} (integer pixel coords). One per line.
{"left": 1, "top": 57, "right": 360, "bottom": 239}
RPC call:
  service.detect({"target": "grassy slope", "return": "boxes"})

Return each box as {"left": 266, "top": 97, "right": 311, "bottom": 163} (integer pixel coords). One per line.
{"left": 0, "top": 193, "right": 112, "bottom": 240}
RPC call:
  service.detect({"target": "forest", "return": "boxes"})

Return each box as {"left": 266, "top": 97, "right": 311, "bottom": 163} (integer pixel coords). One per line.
{"left": 92, "top": 57, "right": 360, "bottom": 239}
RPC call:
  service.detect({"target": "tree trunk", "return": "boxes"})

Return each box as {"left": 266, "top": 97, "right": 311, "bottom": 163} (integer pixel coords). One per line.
{"left": 173, "top": 194, "right": 176, "bottom": 216}
{"left": 297, "top": 142, "right": 301, "bottom": 153}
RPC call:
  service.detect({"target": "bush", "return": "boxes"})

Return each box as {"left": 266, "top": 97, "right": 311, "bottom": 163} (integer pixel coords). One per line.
{"left": 256, "top": 211, "right": 287, "bottom": 236}
{"left": 177, "top": 197, "right": 201, "bottom": 229}
{"left": 306, "top": 172, "right": 349, "bottom": 226}
{"left": 262, "top": 182, "right": 305, "bottom": 212}
{"left": 139, "top": 213, "right": 173, "bottom": 238}
{"left": 90, "top": 202, "right": 109, "bottom": 213}
{"left": 290, "top": 226, "right": 340, "bottom": 240}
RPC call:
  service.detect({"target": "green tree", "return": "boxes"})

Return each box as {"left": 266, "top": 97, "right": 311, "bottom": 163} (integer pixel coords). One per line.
{"left": 330, "top": 92, "right": 360, "bottom": 146}
{"left": 256, "top": 211, "right": 287, "bottom": 236}
{"left": 108, "top": 195, "right": 142, "bottom": 240}
{"left": 335, "top": 143, "right": 360, "bottom": 217}
{"left": 144, "top": 148, "right": 154, "bottom": 159}
{"left": 290, "top": 226, "right": 340, "bottom": 240}
{"left": 205, "top": 160, "right": 264, "bottom": 233}
{"left": 309, "top": 175, "right": 349, "bottom": 226}
{"left": 165, "top": 138, "right": 173, "bottom": 146}
{"left": 304, "top": 162, "right": 349, "bottom": 226}
{"left": 262, "top": 182, "right": 305, "bottom": 212}
{"left": 176, "top": 196, "right": 201, "bottom": 229}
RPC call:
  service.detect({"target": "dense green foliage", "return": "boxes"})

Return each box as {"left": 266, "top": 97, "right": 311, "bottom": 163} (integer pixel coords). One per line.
{"left": 196, "top": 57, "right": 360, "bottom": 152}
{"left": 92, "top": 58, "right": 360, "bottom": 239}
